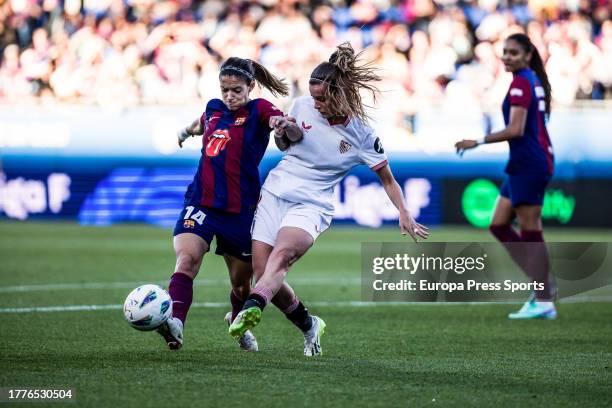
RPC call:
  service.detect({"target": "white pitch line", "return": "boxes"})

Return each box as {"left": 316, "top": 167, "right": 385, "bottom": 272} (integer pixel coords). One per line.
{"left": 2, "top": 296, "right": 611, "bottom": 314}
{"left": 0, "top": 277, "right": 362, "bottom": 294}
{"left": 0, "top": 301, "right": 483, "bottom": 314}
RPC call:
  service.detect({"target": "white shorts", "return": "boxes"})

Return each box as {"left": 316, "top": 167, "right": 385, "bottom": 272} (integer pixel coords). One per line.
{"left": 251, "top": 188, "right": 332, "bottom": 246}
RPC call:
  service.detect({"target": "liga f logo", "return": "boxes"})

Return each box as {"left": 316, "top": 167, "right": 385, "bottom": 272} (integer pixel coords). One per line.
{"left": 339, "top": 140, "right": 352, "bottom": 154}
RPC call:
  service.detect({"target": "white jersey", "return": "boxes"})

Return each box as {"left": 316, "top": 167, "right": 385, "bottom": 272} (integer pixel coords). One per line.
{"left": 263, "top": 96, "right": 388, "bottom": 213}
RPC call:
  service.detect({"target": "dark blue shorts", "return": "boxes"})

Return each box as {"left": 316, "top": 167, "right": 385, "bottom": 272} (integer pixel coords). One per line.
{"left": 173, "top": 205, "right": 254, "bottom": 262}
{"left": 500, "top": 173, "right": 551, "bottom": 207}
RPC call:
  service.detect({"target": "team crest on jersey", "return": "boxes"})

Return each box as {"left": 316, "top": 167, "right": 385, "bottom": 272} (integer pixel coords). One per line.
{"left": 234, "top": 117, "right": 246, "bottom": 126}
{"left": 339, "top": 140, "right": 352, "bottom": 154}
{"left": 206, "top": 129, "right": 231, "bottom": 157}
{"left": 183, "top": 219, "right": 195, "bottom": 229}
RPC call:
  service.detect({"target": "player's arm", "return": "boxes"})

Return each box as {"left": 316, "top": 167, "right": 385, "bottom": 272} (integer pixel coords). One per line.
{"left": 456, "top": 76, "right": 531, "bottom": 154}
{"left": 375, "top": 164, "right": 429, "bottom": 242}
{"left": 274, "top": 132, "right": 291, "bottom": 151}
{"left": 270, "top": 116, "right": 302, "bottom": 141}
{"left": 178, "top": 117, "right": 204, "bottom": 148}
{"left": 455, "top": 107, "right": 528, "bottom": 153}
{"left": 271, "top": 115, "right": 302, "bottom": 151}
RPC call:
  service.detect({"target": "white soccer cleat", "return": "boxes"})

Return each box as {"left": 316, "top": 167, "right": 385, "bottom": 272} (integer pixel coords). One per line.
{"left": 156, "top": 316, "right": 184, "bottom": 350}
{"left": 303, "top": 315, "right": 326, "bottom": 357}
{"left": 225, "top": 312, "right": 259, "bottom": 352}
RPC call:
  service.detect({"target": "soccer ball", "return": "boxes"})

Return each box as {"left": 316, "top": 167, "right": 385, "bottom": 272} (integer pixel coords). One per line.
{"left": 123, "top": 284, "right": 172, "bottom": 331}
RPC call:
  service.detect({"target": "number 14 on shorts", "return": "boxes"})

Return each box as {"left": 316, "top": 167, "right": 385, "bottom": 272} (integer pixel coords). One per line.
{"left": 184, "top": 206, "right": 206, "bottom": 225}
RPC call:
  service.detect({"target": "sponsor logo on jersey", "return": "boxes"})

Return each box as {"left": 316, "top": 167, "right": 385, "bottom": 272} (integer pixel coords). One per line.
{"left": 339, "top": 140, "right": 352, "bottom": 154}
{"left": 206, "top": 129, "right": 231, "bottom": 157}
{"left": 183, "top": 219, "right": 195, "bottom": 229}
{"left": 302, "top": 121, "right": 312, "bottom": 132}
{"left": 205, "top": 113, "right": 222, "bottom": 132}
{"left": 234, "top": 117, "right": 246, "bottom": 126}
{"left": 374, "top": 137, "right": 384, "bottom": 154}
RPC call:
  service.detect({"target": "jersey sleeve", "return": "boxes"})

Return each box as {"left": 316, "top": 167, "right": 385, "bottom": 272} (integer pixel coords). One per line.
{"left": 507, "top": 76, "right": 532, "bottom": 109}
{"left": 202, "top": 99, "right": 224, "bottom": 130}
{"left": 359, "top": 127, "right": 388, "bottom": 171}
{"left": 257, "top": 99, "right": 284, "bottom": 129}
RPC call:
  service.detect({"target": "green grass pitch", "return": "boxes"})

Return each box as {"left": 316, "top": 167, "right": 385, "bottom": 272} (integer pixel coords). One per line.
{"left": 1, "top": 222, "right": 611, "bottom": 407}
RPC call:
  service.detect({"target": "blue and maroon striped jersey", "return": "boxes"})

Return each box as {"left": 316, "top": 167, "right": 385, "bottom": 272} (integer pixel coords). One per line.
{"left": 502, "top": 68, "right": 554, "bottom": 175}
{"left": 184, "top": 98, "right": 283, "bottom": 213}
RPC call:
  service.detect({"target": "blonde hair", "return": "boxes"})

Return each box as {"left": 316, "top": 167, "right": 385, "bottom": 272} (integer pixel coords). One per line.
{"left": 309, "top": 42, "right": 381, "bottom": 123}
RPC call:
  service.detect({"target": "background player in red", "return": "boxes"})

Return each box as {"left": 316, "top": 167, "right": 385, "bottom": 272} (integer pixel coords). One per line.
{"left": 455, "top": 33, "right": 556, "bottom": 319}
{"left": 156, "top": 57, "right": 302, "bottom": 350}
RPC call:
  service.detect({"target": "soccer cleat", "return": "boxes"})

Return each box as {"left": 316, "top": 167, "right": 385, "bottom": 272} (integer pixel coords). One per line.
{"left": 303, "top": 316, "right": 326, "bottom": 357}
{"left": 156, "top": 316, "right": 184, "bottom": 350}
{"left": 228, "top": 307, "right": 262, "bottom": 339}
{"left": 224, "top": 312, "right": 259, "bottom": 352}
{"left": 508, "top": 300, "right": 557, "bottom": 320}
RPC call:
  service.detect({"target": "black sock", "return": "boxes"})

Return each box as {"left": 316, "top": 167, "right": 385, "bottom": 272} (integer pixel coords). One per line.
{"left": 243, "top": 293, "right": 267, "bottom": 311}
{"left": 285, "top": 301, "right": 313, "bottom": 332}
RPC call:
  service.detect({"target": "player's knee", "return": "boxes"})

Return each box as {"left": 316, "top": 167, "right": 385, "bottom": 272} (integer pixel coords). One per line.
{"left": 273, "top": 246, "right": 300, "bottom": 268}
{"left": 175, "top": 252, "right": 201, "bottom": 278}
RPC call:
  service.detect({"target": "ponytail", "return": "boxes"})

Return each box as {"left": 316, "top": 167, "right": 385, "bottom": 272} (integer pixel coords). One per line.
{"left": 248, "top": 59, "right": 289, "bottom": 97}
{"left": 310, "top": 42, "right": 381, "bottom": 123}
{"left": 219, "top": 57, "right": 289, "bottom": 97}
{"left": 507, "top": 33, "right": 552, "bottom": 116}
{"left": 527, "top": 49, "right": 552, "bottom": 116}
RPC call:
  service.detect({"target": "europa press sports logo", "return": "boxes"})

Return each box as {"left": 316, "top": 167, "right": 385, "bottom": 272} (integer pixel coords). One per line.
{"left": 206, "top": 129, "right": 231, "bottom": 157}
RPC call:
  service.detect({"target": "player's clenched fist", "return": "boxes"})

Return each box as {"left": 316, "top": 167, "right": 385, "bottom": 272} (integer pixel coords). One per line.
{"left": 177, "top": 128, "right": 191, "bottom": 148}
{"left": 269, "top": 115, "right": 290, "bottom": 134}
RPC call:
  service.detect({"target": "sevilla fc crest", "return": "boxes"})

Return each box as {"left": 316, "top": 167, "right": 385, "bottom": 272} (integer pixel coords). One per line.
{"left": 339, "top": 140, "right": 352, "bottom": 154}
{"left": 206, "top": 129, "right": 231, "bottom": 157}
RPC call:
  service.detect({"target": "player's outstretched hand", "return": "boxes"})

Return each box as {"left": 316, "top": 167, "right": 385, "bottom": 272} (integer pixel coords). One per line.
{"left": 399, "top": 211, "right": 429, "bottom": 242}
{"left": 455, "top": 139, "right": 478, "bottom": 156}
{"left": 177, "top": 128, "right": 191, "bottom": 148}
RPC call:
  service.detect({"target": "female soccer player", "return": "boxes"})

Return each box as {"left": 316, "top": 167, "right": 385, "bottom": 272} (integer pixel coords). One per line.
{"left": 455, "top": 33, "right": 556, "bottom": 319}
{"left": 156, "top": 57, "right": 302, "bottom": 350}
{"left": 229, "top": 43, "right": 429, "bottom": 356}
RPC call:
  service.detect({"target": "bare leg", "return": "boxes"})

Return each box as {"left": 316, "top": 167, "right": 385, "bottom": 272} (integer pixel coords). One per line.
{"left": 252, "top": 240, "right": 296, "bottom": 310}
{"left": 252, "top": 239, "right": 314, "bottom": 332}
{"left": 223, "top": 254, "right": 253, "bottom": 322}
{"left": 250, "top": 227, "right": 313, "bottom": 304}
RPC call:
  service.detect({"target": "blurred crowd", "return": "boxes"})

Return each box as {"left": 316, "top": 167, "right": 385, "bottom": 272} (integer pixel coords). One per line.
{"left": 1, "top": 0, "right": 611, "bottom": 113}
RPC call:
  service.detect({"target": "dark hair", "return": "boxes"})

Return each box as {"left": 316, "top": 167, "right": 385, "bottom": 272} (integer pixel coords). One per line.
{"left": 219, "top": 57, "right": 289, "bottom": 97}
{"left": 309, "top": 42, "right": 381, "bottom": 123}
{"left": 506, "top": 33, "right": 552, "bottom": 116}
